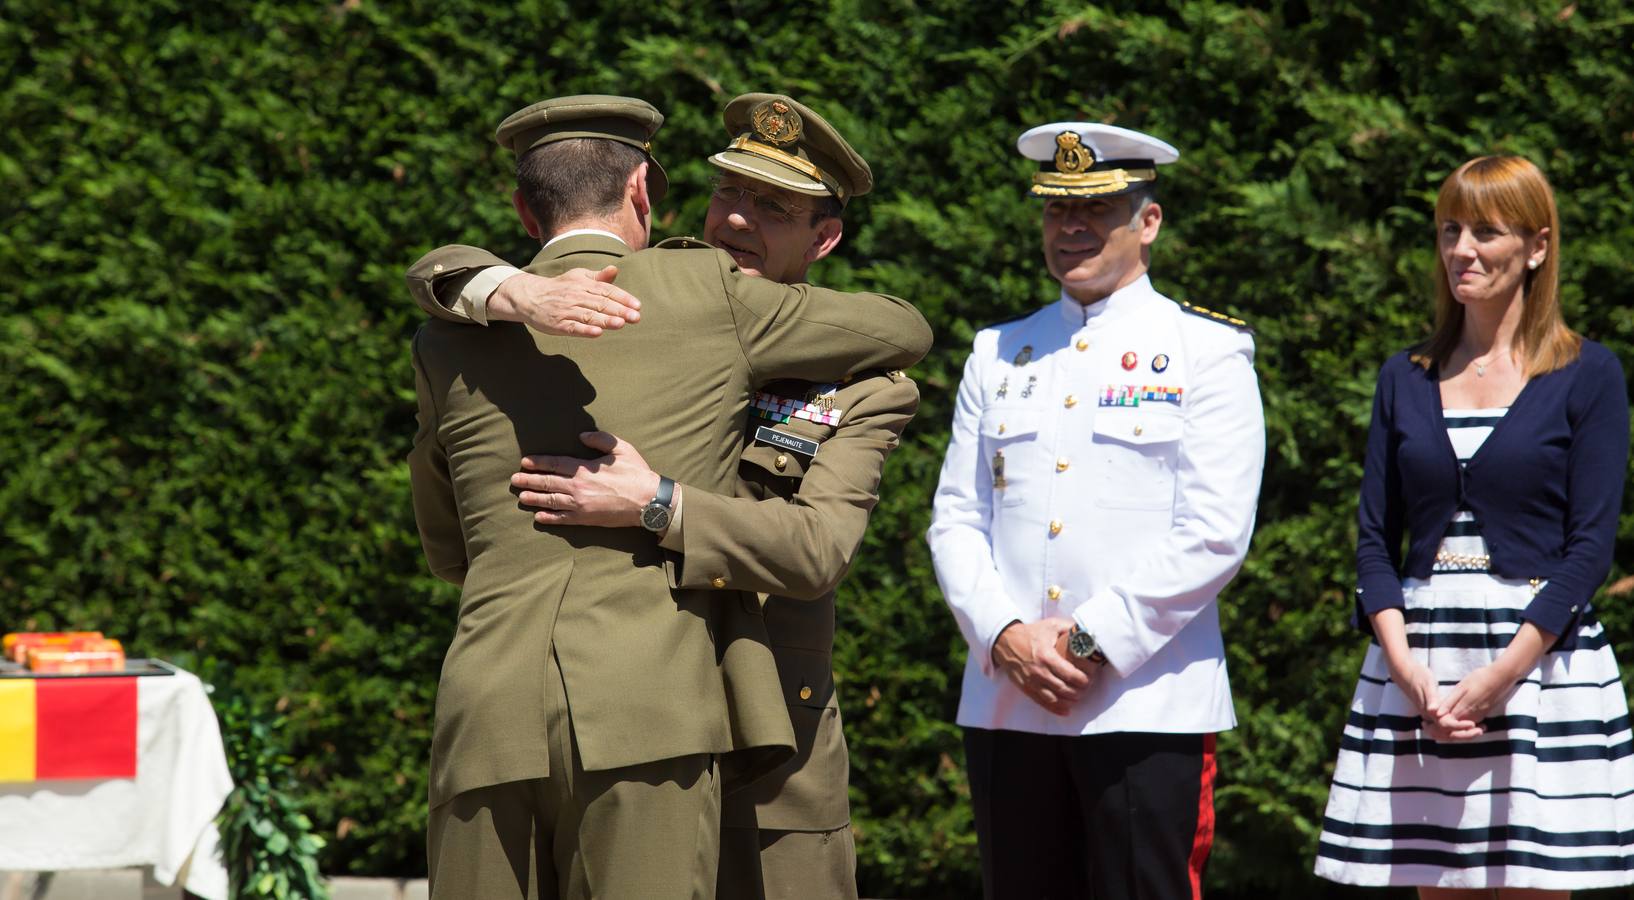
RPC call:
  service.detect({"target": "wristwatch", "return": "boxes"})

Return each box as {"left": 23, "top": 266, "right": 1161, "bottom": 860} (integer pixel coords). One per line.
{"left": 639, "top": 476, "right": 676, "bottom": 533}
{"left": 1065, "top": 625, "right": 1108, "bottom": 666}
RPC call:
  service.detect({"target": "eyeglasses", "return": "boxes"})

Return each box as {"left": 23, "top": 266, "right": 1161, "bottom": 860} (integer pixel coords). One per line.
{"left": 710, "top": 181, "right": 806, "bottom": 224}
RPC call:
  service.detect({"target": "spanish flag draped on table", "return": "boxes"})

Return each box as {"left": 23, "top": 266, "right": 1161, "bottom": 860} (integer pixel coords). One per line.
{"left": 0, "top": 667, "right": 231, "bottom": 900}
{"left": 0, "top": 676, "right": 138, "bottom": 781}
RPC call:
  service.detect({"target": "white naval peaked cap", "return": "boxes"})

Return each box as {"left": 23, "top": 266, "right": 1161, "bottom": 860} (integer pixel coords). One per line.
{"left": 1016, "top": 121, "right": 1179, "bottom": 199}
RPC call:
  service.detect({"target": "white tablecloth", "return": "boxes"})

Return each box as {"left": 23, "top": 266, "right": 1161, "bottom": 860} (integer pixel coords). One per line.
{"left": 0, "top": 668, "right": 232, "bottom": 899}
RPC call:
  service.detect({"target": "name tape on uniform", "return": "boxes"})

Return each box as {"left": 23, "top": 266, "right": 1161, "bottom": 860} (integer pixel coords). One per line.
{"left": 755, "top": 426, "right": 820, "bottom": 458}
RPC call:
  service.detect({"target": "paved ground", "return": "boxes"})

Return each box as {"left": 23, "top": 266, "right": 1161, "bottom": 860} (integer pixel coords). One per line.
{"left": 0, "top": 871, "right": 429, "bottom": 900}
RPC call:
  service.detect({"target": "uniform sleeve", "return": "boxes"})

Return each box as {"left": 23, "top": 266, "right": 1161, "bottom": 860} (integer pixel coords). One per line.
{"left": 1523, "top": 349, "right": 1630, "bottom": 637}
{"left": 720, "top": 255, "right": 933, "bottom": 381}
{"left": 405, "top": 244, "right": 513, "bottom": 325}
{"left": 668, "top": 377, "right": 920, "bottom": 599}
{"left": 406, "top": 331, "right": 468, "bottom": 585}
{"left": 927, "top": 341, "right": 1032, "bottom": 676}
{"left": 1354, "top": 361, "right": 1407, "bottom": 630}
{"left": 1076, "top": 327, "right": 1265, "bottom": 676}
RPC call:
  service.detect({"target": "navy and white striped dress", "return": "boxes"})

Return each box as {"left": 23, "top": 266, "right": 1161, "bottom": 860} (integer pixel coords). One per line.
{"left": 1316, "top": 407, "right": 1634, "bottom": 889}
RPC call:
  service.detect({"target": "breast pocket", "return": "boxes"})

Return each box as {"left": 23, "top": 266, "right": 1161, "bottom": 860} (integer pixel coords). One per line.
{"left": 738, "top": 420, "right": 829, "bottom": 496}
{"left": 1091, "top": 411, "right": 1181, "bottom": 510}
{"left": 979, "top": 407, "right": 1042, "bottom": 507}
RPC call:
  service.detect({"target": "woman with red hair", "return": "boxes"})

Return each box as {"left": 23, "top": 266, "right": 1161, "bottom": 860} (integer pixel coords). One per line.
{"left": 1316, "top": 156, "right": 1634, "bottom": 895}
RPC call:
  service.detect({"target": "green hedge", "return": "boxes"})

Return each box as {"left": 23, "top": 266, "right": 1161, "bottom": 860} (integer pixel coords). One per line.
{"left": 4, "top": 1, "right": 1633, "bottom": 896}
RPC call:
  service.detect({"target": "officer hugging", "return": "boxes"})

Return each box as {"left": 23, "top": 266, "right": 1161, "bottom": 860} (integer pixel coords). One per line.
{"left": 405, "top": 92, "right": 927, "bottom": 900}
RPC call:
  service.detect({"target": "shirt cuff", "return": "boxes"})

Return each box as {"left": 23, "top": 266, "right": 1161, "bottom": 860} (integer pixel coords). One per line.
{"left": 1355, "top": 572, "right": 1406, "bottom": 617}
{"left": 657, "top": 485, "right": 685, "bottom": 552}
{"left": 1521, "top": 589, "right": 1582, "bottom": 643}
{"left": 459, "top": 265, "right": 523, "bottom": 326}
{"left": 1073, "top": 592, "right": 1128, "bottom": 675}
{"left": 978, "top": 616, "right": 1021, "bottom": 678}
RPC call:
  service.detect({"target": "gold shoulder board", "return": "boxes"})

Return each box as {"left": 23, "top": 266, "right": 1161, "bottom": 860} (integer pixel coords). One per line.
{"left": 1180, "top": 301, "right": 1254, "bottom": 334}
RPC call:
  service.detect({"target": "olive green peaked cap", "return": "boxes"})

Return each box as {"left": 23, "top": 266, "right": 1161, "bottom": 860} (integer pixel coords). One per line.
{"left": 709, "top": 93, "right": 872, "bottom": 205}
{"left": 494, "top": 94, "right": 670, "bottom": 202}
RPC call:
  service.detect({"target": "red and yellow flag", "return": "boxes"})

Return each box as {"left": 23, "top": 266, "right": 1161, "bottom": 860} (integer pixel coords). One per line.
{"left": 0, "top": 677, "right": 137, "bottom": 781}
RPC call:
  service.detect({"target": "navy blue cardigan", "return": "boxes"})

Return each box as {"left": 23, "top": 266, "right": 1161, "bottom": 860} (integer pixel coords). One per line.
{"left": 1355, "top": 341, "right": 1629, "bottom": 646}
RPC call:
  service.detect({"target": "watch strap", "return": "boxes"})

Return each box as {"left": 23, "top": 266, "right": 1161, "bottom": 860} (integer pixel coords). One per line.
{"left": 652, "top": 475, "right": 675, "bottom": 510}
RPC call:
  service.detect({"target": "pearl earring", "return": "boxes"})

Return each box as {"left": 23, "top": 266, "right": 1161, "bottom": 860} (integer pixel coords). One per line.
{"left": 1528, "top": 259, "right": 1540, "bottom": 270}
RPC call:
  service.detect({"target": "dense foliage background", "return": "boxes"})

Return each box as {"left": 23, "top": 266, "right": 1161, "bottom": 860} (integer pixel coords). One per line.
{"left": 4, "top": 0, "right": 1633, "bottom": 896}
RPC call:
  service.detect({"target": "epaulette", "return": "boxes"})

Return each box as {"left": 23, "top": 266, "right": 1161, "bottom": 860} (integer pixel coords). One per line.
{"left": 855, "top": 367, "right": 912, "bottom": 383}
{"left": 654, "top": 235, "right": 714, "bottom": 250}
{"left": 1180, "top": 301, "right": 1254, "bottom": 334}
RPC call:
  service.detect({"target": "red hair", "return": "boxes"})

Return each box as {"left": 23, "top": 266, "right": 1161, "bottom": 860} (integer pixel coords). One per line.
{"left": 1414, "top": 156, "right": 1579, "bottom": 375}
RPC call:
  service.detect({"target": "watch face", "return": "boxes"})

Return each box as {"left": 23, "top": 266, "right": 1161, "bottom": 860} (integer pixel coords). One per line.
{"left": 1067, "top": 629, "right": 1096, "bottom": 659}
{"left": 641, "top": 504, "right": 671, "bottom": 532}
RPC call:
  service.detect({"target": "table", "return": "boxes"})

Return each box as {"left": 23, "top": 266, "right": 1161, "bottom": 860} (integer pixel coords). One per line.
{"left": 0, "top": 664, "right": 232, "bottom": 899}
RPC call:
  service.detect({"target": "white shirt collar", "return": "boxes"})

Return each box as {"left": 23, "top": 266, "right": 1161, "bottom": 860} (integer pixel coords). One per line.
{"left": 1056, "top": 274, "right": 1154, "bottom": 328}
{"left": 544, "top": 228, "right": 626, "bottom": 249}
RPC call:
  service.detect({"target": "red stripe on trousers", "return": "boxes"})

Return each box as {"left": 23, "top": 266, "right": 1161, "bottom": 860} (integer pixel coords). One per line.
{"left": 1187, "top": 733, "right": 1217, "bottom": 900}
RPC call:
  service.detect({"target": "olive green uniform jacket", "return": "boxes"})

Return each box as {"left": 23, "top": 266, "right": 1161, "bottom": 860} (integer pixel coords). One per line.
{"left": 406, "top": 235, "right": 930, "bottom": 809}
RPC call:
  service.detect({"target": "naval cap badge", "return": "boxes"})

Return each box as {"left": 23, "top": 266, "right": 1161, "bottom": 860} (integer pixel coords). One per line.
{"left": 751, "top": 98, "right": 802, "bottom": 147}
{"left": 1054, "top": 132, "right": 1095, "bottom": 175}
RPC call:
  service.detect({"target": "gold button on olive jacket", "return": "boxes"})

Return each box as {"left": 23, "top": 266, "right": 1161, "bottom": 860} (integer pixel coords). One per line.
{"left": 407, "top": 235, "right": 931, "bottom": 808}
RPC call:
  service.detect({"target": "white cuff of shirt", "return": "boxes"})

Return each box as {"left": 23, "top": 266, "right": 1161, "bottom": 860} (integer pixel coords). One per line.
{"left": 656, "top": 485, "right": 685, "bottom": 551}
{"left": 459, "top": 265, "right": 524, "bottom": 326}
{"left": 978, "top": 612, "right": 1023, "bottom": 678}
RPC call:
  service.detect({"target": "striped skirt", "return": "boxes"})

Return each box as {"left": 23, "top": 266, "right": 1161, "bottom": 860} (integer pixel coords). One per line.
{"left": 1315, "top": 574, "right": 1634, "bottom": 889}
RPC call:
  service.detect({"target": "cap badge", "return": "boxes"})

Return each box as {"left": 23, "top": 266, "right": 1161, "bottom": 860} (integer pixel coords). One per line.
{"left": 1054, "top": 132, "right": 1095, "bottom": 175}
{"left": 751, "top": 99, "right": 802, "bottom": 147}
{"left": 1121, "top": 351, "right": 1138, "bottom": 370}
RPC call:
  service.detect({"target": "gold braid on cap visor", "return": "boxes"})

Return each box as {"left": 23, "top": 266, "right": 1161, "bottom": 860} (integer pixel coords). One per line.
{"left": 1030, "top": 167, "right": 1158, "bottom": 197}
{"left": 728, "top": 135, "right": 841, "bottom": 197}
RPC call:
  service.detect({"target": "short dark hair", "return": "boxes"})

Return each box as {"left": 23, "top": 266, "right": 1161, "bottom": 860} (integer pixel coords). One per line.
{"left": 809, "top": 195, "right": 844, "bottom": 226}
{"left": 515, "top": 138, "right": 647, "bottom": 236}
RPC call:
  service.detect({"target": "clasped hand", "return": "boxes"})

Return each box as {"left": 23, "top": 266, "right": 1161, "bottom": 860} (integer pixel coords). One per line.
{"left": 511, "top": 432, "right": 659, "bottom": 528}
{"left": 1390, "top": 656, "right": 1512, "bottom": 741}
{"left": 991, "top": 618, "right": 1100, "bottom": 717}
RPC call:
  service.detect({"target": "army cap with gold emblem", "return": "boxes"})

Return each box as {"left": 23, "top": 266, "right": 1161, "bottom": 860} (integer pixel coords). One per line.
{"left": 494, "top": 94, "right": 670, "bottom": 202}
{"left": 1017, "top": 122, "right": 1179, "bottom": 199}
{"left": 709, "top": 93, "right": 873, "bottom": 205}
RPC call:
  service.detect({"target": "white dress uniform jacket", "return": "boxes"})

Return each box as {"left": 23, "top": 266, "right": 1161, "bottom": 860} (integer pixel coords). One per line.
{"left": 928, "top": 275, "right": 1265, "bottom": 736}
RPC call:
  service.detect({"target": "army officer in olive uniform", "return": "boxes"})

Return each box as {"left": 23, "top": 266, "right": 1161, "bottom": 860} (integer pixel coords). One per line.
{"left": 407, "top": 95, "right": 930, "bottom": 899}
{"left": 409, "top": 94, "right": 913, "bottom": 900}
{"left": 927, "top": 123, "right": 1265, "bottom": 899}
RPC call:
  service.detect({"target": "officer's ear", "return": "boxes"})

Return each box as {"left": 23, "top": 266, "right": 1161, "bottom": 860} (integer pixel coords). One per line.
{"left": 804, "top": 216, "right": 844, "bottom": 266}
{"left": 1133, "top": 199, "right": 1163, "bottom": 247}
{"left": 512, "top": 189, "right": 543, "bottom": 241}
{"left": 627, "top": 161, "right": 652, "bottom": 223}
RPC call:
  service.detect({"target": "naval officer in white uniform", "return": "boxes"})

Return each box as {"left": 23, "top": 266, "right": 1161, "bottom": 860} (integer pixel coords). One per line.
{"left": 927, "top": 122, "right": 1265, "bottom": 900}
